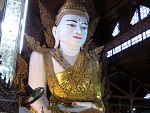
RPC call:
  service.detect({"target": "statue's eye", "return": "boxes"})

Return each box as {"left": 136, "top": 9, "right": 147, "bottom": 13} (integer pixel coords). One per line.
{"left": 67, "top": 24, "right": 76, "bottom": 27}
{"left": 81, "top": 27, "right": 87, "bottom": 30}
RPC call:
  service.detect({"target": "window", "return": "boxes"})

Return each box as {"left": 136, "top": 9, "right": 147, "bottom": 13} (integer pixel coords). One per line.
{"left": 108, "top": 5, "right": 150, "bottom": 58}
{"left": 140, "top": 5, "right": 150, "bottom": 20}
{"left": 107, "top": 50, "right": 113, "bottom": 57}
{"left": 112, "top": 22, "right": 120, "bottom": 37}
{"left": 130, "top": 9, "right": 139, "bottom": 25}
{"left": 107, "top": 29, "right": 150, "bottom": 58}
{"left": 130, "top": 5, "right": 150, "bottom": 25}
{"left": 122, "top": 40, "right": 131, "bottom": 50}
{"left": 131, "top": 34, "right": 142, "bottom": 45}
{"left": 113, "top": 45, "right": 121, "bottom": 55}
{"left": 146, "top": 29, "right": 150, "bottom": 38}
{"left": 112, "top": 5, "right": 149, "bottom": 36}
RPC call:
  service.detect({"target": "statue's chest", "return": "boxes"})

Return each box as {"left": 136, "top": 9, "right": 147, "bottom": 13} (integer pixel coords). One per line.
{"left": 55, "top": 68, "right": 93, "bottom": 93}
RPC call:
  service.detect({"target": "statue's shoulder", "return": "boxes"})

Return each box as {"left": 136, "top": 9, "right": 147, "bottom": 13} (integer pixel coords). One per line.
{"left": 31, "top": 50, "right": 49, "bottom": 56}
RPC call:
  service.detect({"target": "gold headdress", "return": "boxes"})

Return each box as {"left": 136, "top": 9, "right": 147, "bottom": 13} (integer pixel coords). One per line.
{"left": 55, "top": 0, "right": 89, "bottom": 25}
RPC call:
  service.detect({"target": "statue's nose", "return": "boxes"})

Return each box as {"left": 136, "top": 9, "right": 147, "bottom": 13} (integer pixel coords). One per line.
{"left": 74, "top": 24, "right": 81, "bottom": 35}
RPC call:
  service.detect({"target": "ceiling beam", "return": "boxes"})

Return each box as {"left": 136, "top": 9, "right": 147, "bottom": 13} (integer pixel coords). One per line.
{"left": 100, "top": 0, "right": 140, "bottom": 23}
{"left": 110, "top": 82, "right": 130, "bottom": 96}
{"left": 107, "top": 38, "right": 150, "bottom": 67}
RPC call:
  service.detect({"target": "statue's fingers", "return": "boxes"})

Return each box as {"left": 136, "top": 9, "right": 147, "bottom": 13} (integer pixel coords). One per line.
{"left": 72, "top": 102, "right": 92, "bottom": 108}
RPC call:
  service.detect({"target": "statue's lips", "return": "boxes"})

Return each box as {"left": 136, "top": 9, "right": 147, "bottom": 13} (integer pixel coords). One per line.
{"left": 72, "top": 36, "right": 82, "bottom": 39}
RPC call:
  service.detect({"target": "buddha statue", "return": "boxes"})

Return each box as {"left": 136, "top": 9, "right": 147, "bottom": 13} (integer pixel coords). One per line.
{"left": 28, "top": 0, "right": 105, "bottom": 112}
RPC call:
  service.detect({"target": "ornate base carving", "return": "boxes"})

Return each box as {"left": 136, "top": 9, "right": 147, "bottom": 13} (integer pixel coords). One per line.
{"left": 0, "top": 74, "right": 19, "bottom": 113}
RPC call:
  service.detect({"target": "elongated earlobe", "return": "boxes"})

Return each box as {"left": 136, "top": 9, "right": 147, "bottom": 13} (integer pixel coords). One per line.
{"left": 52, "top": 26, "right": 59, "bottom": 48}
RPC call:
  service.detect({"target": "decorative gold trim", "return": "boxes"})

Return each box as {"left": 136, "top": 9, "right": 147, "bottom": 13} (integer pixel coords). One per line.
{"left": 38, "top": 0, "right": 55, "bottom": 48}
{"left": 14, "top": 54, "right": 28, "bottom": 103}
{"left": 25, "top": 33, "right": 49, "bottom": 54}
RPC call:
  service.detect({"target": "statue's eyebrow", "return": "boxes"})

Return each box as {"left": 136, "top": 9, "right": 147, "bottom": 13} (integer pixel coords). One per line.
{"left": 66, "top": 20, "right": 88, "bottom": 26}
{"left": 66, "top": 20, "right": 77, "bottom": 23}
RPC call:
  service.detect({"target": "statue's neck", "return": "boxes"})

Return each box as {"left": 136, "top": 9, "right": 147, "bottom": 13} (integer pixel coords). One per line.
{"left": 59, "top": 42, "right": 80, "bottom": 56}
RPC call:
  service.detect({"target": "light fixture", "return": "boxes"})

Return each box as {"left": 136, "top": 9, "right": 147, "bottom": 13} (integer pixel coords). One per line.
{"left": 133, "top": 108, "right": 136, "bottom": 111}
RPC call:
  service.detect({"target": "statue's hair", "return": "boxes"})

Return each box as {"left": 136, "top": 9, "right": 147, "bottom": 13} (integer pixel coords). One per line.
{"left": 55, "top": 0, "right": 89, "bottom": 25}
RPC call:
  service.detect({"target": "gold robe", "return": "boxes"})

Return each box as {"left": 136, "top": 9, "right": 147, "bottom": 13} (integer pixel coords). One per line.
{"left": 43, "top": 49, "right": 104, "bottom": 112}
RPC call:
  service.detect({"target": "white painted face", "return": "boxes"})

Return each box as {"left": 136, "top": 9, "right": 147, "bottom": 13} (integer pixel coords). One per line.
{"left": 53, "top": 14, "right": 88, "bottom": 48}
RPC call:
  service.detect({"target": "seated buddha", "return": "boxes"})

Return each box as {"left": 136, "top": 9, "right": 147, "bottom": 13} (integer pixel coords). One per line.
{"left": 28, "top": 0, "right": 105, "bottom": 112}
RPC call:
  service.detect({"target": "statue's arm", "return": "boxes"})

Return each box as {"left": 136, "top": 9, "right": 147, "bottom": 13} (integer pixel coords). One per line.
{"left": 28, "top": 51, "right": 50, "bottom": 113}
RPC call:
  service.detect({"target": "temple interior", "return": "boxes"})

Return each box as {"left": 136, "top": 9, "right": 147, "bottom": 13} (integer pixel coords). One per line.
{"left": 0, "top": 0, "right": 150, "bottom": 113}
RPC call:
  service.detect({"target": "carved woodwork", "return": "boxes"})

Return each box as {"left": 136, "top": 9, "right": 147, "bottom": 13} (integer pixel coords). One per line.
{"left": 0, "top": 75, "right": 19, "bottom": 113}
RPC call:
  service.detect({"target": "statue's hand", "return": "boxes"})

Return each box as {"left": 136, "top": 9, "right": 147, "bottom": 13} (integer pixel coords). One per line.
{"left": 72, "top": 102, "right": 96, "bottom": 108}
{"left": 57, "top": 102, "right": 96, "bottom": 112}
{"left": 72, "top": 102, "right": 105, "bottom": 113}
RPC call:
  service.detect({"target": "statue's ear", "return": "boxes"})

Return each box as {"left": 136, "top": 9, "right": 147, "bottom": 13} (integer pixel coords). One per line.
{"left": 52, "top": 26, "right": 59, "bottom": 48}
{"left": 52, "top": 26, "right": 57, "bottom": 37}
